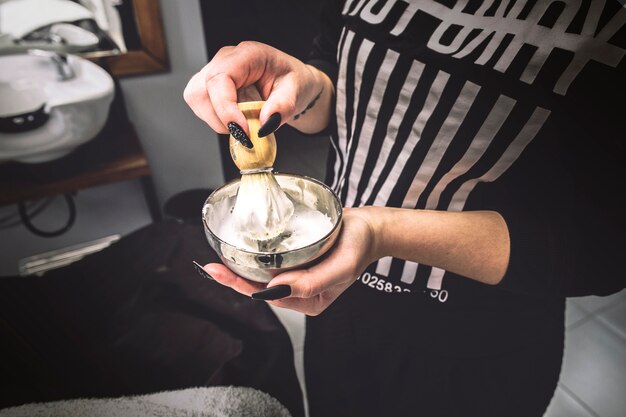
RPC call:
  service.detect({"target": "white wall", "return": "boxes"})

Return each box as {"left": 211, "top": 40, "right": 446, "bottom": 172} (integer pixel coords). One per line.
{"left": 119, "top": 0, "right": 224, "bottom": 206}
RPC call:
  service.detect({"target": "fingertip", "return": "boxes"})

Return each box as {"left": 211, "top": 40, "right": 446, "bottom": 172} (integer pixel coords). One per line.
{"left": 211, "top": 122, "right": 230, "bottom": 136}
{"left": 260, "top": 96, "right": 295, "bottom": 127}
{"left": 258, "top": 104, "right": 277, "bottom": 125}
{"left": 202, "top": 262, "right": 216, "bottom": 269}
{"left": 231, "top": 109, "right": 251, "bottom": 137}
{"left": 217, "top": 106, "right": 250, "bottom": 138}
{"left": 203, "top": 263, "right": 226, "bottom": 279}
{"left": 258, "top": 112, "right": 282, "bottom": 137}
{"left": 268, "top": 271, "right": 309, "bottom": 298}
{"left": 251, "top": 284, "right": 292, "bottom": 300}
{"left": 206, "top": 76, "right": 251, "bottom": 136}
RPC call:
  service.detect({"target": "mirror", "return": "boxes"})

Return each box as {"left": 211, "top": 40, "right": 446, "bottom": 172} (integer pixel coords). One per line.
{"left": 0, "top": 0, "right": 169, "bottom": 77}
{"left": 96, "top": 0, "right": 169, "bottom": 77}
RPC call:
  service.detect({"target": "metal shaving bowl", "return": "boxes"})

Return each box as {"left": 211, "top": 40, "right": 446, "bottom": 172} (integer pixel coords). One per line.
{"left": 202, "top": 173, "right": 343, "bottom": 283}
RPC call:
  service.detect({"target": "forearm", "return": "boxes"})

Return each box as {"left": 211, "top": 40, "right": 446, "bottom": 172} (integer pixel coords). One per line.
{"left": 363, "top": 206, "right": 510, "bottom": 285}
{"left": 286, "top": 65, "right": 335, "bottom": 134}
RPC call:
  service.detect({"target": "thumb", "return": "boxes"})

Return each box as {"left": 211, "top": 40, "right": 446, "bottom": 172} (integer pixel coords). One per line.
{"left": 269, "top": 255, "right": 355, "bottom": 299}
{"left": 270, "top": 268, "right": 326, "bottom": 299}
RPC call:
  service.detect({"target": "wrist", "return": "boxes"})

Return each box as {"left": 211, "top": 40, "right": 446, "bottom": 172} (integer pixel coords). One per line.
{"left": 356, "top": 206, "right": 430, "bottom": 263}
{"left": 349, "top": 206, "right": 391, "bottom": 263}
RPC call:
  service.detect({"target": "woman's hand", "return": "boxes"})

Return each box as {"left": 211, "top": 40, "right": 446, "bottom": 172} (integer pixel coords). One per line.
{"left": 200, "top": 207, "right": 381, "bottom": 316}
{"left": 199, "top": 206, "right": 511, "bottom": 315}
{"left": 183, "top": 41, "right": 333, "bottom": 137}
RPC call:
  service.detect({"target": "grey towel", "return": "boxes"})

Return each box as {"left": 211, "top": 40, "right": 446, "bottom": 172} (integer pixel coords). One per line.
{"left": 0, "top": 386, "right": 292, "bottom": 417}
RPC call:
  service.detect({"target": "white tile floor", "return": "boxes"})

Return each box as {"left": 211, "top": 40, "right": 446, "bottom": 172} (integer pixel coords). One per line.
{"left": 544, "top": 289, "right": 626, "bottom": 417}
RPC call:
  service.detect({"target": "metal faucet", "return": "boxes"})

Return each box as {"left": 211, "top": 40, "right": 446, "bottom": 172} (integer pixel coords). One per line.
{"left": 27, "top": 49, "right": 75, "bottom": 81}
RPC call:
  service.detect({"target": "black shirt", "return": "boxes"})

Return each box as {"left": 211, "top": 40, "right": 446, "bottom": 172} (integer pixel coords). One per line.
{"left": 309, "top": 0, "right": 626, "bottom": 300}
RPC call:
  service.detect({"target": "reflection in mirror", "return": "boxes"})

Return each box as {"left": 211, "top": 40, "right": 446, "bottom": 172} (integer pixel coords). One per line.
{"left": 1, "top": 0, "right": 125, "bottom": 56}
{"left": 0, "top": 0, "right": 168, "bottom": 77}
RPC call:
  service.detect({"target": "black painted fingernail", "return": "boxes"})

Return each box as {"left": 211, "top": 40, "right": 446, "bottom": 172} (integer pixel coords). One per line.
{"left": 193, "top": 261, "right": 214, "bottom": 281}
{"left": 227, "top": 122, "right": 253, "bottom": 148}
{"left": 251, "top": 285, "right": 291, "bottom": 300}
{"left": 258, "top": 113, "right": 281, "bottom": 137}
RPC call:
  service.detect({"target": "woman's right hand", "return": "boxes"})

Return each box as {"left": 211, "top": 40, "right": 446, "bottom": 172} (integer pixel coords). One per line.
{"left": 183, "top": 41, "right": 332, "bottom": 137}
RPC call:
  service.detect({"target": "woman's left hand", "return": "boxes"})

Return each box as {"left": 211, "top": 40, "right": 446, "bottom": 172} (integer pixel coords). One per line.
{"left": 200, "top": 207, "right": 381, "bottom": 316}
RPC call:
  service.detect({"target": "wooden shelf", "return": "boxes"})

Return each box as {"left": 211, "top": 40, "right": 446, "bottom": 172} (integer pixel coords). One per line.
{"left": 0, "top": 122, "right": 151, "bottom": 206}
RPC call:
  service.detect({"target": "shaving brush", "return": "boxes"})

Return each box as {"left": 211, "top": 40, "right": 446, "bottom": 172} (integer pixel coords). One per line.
{"left": 229, "top": 103, "right": 276, "bottom": 172}
{"left": 229, "top": 87, "right": 294, "bottom": 243}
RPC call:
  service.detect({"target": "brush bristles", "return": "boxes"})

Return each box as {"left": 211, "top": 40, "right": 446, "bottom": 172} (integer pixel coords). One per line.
{"left": 232, "top": 171, "right": 295, "bottom": 242}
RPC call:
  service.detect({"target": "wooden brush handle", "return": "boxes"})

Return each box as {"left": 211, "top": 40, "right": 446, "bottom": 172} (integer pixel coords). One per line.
{"left": 229, "top": 97, "right": 277, "bottom": 172}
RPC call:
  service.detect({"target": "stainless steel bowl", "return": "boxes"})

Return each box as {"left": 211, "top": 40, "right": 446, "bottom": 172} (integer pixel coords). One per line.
{"left": 202, "top": 173, "right": 343, "bottom": 283}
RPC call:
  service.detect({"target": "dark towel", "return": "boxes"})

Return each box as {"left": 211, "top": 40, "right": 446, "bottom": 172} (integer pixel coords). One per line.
{"left": 0, "top": 220, "right": 303, "bottom": 417}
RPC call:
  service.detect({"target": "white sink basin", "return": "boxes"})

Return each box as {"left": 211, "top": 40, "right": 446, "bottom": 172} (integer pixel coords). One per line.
{"left": 0, "top": 52, "right": 114, "bottom": 163}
